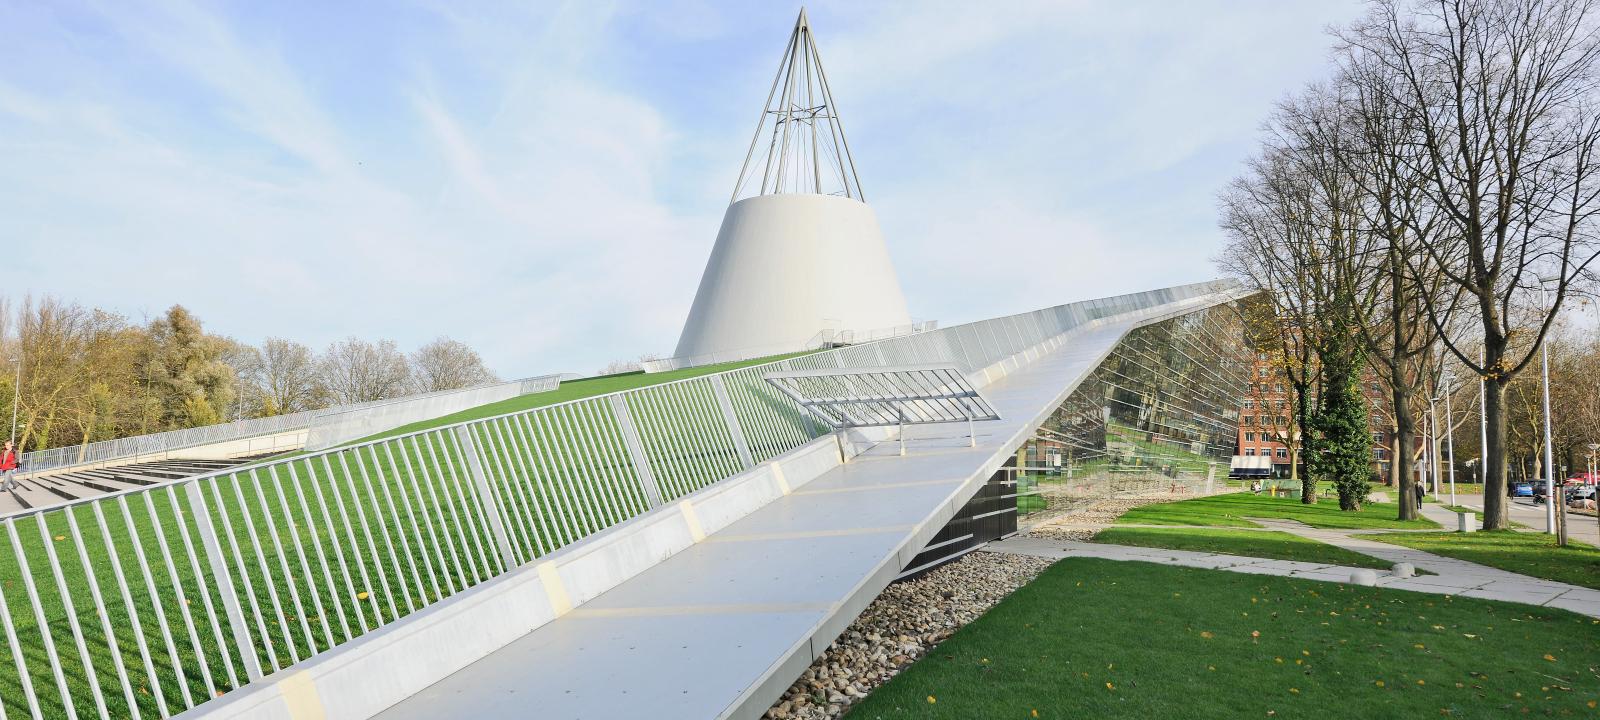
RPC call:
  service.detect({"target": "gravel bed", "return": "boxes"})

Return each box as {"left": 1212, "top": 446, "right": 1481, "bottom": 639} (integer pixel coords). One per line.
{"left": 763, "top": 552, "right": 1051, "bottom": 719}
{"left": 763, "top": 495, "right": 1163, "bottom": 719}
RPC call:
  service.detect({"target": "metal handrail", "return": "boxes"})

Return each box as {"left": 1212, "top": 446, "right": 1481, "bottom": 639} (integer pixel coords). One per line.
{"left": 16, "top": 375, "right": 561, "bottom": 476}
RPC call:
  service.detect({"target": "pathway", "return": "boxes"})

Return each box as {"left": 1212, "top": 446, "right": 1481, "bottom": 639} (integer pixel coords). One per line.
{"left": 999, "top": 500, "right": 1600, "bottom": 618}
{"left": 987, "top": 533, "right": 1600, "bottom": 618}
{"left": 1450, "top": 494, "right": 1600, "bottom": 547}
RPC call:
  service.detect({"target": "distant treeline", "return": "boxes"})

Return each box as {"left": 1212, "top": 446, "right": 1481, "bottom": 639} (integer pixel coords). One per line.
{"left": 0, "top": 296, "right": 498, "bottom": 455}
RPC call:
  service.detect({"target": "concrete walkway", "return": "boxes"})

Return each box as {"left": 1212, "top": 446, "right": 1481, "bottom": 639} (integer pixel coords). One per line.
{"left": 993, "top": 506, "right": 1600, "bottom": 619}
{"left": 1450, "top": 494, "right": 1600, "bottom": 546}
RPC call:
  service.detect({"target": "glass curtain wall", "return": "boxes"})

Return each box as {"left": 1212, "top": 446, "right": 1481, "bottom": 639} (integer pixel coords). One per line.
{"left": 1013, "top": 303, "right": 1251, "bottom": 520}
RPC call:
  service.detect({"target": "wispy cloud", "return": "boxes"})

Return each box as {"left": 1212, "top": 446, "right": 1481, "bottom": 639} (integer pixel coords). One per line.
{"left": 0, "top": 0, "right": 1365, "bottom": 373}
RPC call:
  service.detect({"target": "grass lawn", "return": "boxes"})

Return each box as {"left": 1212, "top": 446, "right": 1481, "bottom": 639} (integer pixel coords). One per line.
{"left": 1091, "top": 527, "right": 1394, "bottom": 570}
{"left": 1370, "top": 530, "right": 1600, "bottom": 591}
{"left": 1117, "top": 493, "right": 1439, "bottom": 531}
{"left": 848, "top": 558, "right": 1600, "bottom": 719}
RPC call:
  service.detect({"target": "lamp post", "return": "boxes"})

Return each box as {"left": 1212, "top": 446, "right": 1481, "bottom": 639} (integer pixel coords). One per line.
{"left": 1426, "top": 393, "right": 1440, "bottom": 498}
{"left": 1539, "top": 278, "right": 1557, "bottom": 535}
{"left": 8, "top": 354, "right": 19, "bottom": 446}
{"left": 1440, "top": 371, "right": 1458, "bottom": 508}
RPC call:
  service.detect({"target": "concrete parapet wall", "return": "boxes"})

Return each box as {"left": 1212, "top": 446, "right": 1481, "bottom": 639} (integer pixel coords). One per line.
{"left": 175, "top": 424, "right": 878, "bottom": 720}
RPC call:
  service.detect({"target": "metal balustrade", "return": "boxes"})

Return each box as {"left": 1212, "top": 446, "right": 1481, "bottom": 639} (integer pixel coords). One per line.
{"left": 0, "top": 280, "right": 1232, "bottom": 720}
{"left": 17, "top": 376, "right": 562, "bottom": 478}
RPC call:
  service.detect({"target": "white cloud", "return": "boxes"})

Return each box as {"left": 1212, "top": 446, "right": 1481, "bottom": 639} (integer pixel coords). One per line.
{"left": 0, "top": 0, "right": 1366, "bottom": 376}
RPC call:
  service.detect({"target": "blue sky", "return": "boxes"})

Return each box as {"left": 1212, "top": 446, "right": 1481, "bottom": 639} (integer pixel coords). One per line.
{"left": 0, "top": 0, "right": 1366, "bottom": 376}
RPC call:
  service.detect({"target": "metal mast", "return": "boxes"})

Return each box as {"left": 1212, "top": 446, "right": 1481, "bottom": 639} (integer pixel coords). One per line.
{"left": 731, "top": 8, "right": 865, "bottom": 203}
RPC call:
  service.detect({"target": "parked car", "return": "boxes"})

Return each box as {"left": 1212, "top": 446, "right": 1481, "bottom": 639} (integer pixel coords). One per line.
{"left": 1531, "top": 480, "right": 1550, "bottom": 503}
{"left": 1568, "top": 471, "right": 1600, "bottom": 485}
{"left": 1513, "top": 482, "right": 1534, "bottom": 497}
{"left": 1567, "top": 485, "right": 1597, "bottom": 503}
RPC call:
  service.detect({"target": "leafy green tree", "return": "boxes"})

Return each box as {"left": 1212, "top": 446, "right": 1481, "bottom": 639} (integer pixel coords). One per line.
{"left": 1311, "top": 358, "right": 1373, "bottom": 510}
{"left": 142, "top": 305, "right": 235, "bottom": 430}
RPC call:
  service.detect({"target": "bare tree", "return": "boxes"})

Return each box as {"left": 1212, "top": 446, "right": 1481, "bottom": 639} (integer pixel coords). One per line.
{"left": 233, "top": 338, "right": 326, "bottom": 416}
{"left": 410, "top": 337, "right": 497, "bottom": 392}
{"left": 1344, "top": 0, "right": 1600, "bottom": 527}
{"left": 319, "top": 338, "right": 411, "bottom": 404}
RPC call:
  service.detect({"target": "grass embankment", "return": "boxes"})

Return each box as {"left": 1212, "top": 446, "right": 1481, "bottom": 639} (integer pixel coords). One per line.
{"left": 354, "top": 351, "right": 817, "bottom": 444}
{"left": 1117, "top": 493, "right": 1439, "bottom": 530}
{"left": 1092, "top": 527, "right": 1393, "bottom": 570}
{"left": 1372, "top": 530, "right": 1600, "bottom": 591}
{"left": 848, "top": 558, "right": 1600, "bottom": 719}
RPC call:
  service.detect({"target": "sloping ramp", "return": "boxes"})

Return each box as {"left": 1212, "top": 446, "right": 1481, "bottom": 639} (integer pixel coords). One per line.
{"left": 374, "top": 296, "right": 1229, "bottom": 720}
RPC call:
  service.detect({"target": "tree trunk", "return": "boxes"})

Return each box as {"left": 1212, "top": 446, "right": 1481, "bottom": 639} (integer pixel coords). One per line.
{"left": 1483, "top": 379, "right": 1509, "bottom": 530}
{"left": 1296, "top": 381, "right": 1315, "bottom": 504}
{"left": 1395, "top": 387, "right": 1416, "bottom": 520}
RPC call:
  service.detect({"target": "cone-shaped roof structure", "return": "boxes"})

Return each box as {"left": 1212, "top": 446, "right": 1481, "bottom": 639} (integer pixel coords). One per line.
{"left": 731, "top": 8, "right": 864, "bottom": 203}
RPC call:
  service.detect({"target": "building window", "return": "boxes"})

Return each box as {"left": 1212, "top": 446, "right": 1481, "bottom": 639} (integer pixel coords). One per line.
{"left": 1243, "top": 399, "right": 1255, "bottom": 409}
{"left": 1243, "top": 416, "right": 1253, "bottom": 426}
{"left": 1275, "top": 448, "right": 1287, "bottom": 459}
{"left": 1373, "top": 448, "right": 1387, "bottom": 461}
{"left": 1372, "top": 431, "right": 1384, "bottom": 444}
{"left": 1245, "top": 448, "right": 1256, "bottom": 456}
{"left": 1275, "top": 401, "right": 1286, "bottom": 410}
{"left": 1245, "top": 432, "right": 1255, "bottom": 441}
{"left": 1258, "top": 368, "right": 1269, "bottom": 378}
{"left": 1258, "top": 415, "right": 1267, "bottom": 426}
{"left": 1273, "top": 383, "right": 1284, "bottom": 393}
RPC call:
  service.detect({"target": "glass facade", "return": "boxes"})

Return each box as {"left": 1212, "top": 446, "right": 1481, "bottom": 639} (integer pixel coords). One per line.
{"left": 1012, "top": 303, "right": 1252, "bottom": 517}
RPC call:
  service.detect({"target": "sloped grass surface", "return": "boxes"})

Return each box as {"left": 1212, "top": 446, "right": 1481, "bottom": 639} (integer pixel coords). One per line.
{"left": 356, "top": 351, "right": 816, "bottom": 443}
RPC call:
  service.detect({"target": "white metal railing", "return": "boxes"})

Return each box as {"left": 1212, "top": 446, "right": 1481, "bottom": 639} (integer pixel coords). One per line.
{"left": 302, "top": 375, "right": 561, "bottom": 451}
{"left": 639, "top": 320, "right": 939, "bottom": 373}
{"left": 17, "top": 376, "right": 562, "bottom": 476}
{"left": 0, "top": 281, "right": 1232, "bottom": 720}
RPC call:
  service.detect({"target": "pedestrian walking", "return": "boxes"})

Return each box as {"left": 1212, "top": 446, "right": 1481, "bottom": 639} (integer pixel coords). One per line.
{"left": 0, "top": 440, "right": 17, "bottom": 492}
{"left": 1413, "top": 481, "right": 1424, "bottom": 507}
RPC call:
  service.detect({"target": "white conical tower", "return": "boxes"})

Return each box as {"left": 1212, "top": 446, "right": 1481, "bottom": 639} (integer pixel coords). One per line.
{"left": 673, "top": 8, "right": 912, "bottom": 362}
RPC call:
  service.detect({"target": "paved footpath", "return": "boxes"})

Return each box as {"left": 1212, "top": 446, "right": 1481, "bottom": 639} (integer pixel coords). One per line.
{"left": 1450, "top": 494, "right": 1600, "bottom": 546}
{"left": 989, "top": 512, "right": 1600, "bottom": 619}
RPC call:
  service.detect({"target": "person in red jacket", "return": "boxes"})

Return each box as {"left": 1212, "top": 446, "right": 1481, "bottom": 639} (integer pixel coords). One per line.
{"left": 0, "top": 440, "right": 17, "bottom": 492}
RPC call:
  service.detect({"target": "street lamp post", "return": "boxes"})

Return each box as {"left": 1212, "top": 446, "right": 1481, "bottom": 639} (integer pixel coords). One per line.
{"left": 1427, "top": 394, "right": 1440, "bottom": 498}
{"left": 1539, "top": 279, "right": 1557, "bottom": 535}
{"left": 1441, "top": 372, "right": 1458, "bottom": 508}
{"left": 8, "top": 354, "right": 19, "bottom": 445}
{"left": 1427, "top": 401, "right": 1440, "bottom": 502}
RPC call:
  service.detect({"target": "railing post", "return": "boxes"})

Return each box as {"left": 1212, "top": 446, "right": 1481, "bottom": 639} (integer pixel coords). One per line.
{"left": 609, "top": 395, "right": 664, "bottom": 508}
{"left": 453, "top": 425, "right": 519, "bottom": 572}
{"left": 184, "top": 480, "right": 263, "bottom": 682}
{"left": 709, "top": 376, "right": 755, "bottom": 470}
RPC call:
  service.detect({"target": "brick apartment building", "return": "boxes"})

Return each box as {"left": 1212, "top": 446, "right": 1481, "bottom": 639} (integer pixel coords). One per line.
{"left": 1236, "top": 352, "right": 1397, "bottom": 481}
